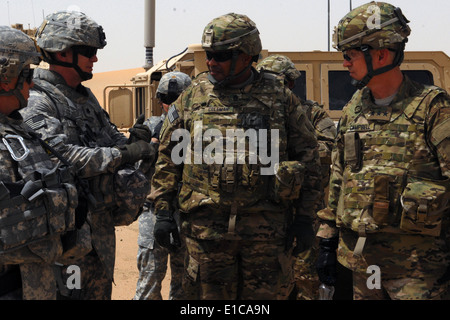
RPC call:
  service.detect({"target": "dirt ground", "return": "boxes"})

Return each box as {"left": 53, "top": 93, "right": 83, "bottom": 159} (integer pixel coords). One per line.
{"left": 112, "top": 221, "right": 170, "bottom": 300}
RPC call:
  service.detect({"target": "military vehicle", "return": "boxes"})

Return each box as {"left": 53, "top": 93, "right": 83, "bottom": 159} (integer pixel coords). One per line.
{"left": 104, "top": 46, "right": 450, "bottom": 132}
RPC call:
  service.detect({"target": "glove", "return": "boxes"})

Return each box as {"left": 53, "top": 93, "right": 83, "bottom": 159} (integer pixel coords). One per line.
{"left": 316, "top": 237, "right": 338, "bottom": 286}
{"left": 152, "top": 120, "right": 163, "bottom": 139}
{"left": 154, "top": 210, "right": 181, "bottom": 253}
{"left": 128, "top": 114, "right": 152, "bottom": 143}
{"left": 286, "top": 215, "right": 314, "bottom": 256}
{"left": 116, "top": 140, "right": 156, "bottom": 165}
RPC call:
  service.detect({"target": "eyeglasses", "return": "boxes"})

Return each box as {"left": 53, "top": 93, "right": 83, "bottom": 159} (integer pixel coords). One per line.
{"left": 343, "top": 49, "right": 362, "bottom": 62}
{"left": 73, "top": 45, "right": 98, "bottom": 58}
{"left": 205, "top": 51, "right": 235, "bottom": 62}
{"left": 20, "top": 68, "right": 34, "bottom": 84}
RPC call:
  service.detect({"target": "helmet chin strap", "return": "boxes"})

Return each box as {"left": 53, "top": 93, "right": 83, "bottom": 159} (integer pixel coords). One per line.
{"left": 351, "top": 44, "right": 405, "bottom": 89}
{"left": 45, "top": 48, "right": 93, "bottom": 81}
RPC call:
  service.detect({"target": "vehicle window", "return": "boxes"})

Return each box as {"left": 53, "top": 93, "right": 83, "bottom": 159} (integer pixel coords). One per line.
{"left": 328, "top": 70, "right": 435, "bottom": 111}
{"left": 292, "top": 72, "right": 307, "bottom": 101}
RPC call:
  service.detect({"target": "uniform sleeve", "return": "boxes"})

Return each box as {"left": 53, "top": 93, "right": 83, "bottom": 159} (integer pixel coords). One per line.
{"left": 287, "top": 92, "right": 323, "bottom": 220}
{"left": 22, "top": 91, "right": 123, "bottom": 178}
{"left": 427, "top": 92, "right": 450, "bottom": 179}
{"left": 149, "top": 97, "right": 185, "bottom": 213}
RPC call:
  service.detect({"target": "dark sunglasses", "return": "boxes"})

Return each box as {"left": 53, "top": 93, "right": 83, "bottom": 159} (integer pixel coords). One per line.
{"left": 205, "top": 51, "right": 234, "bottom": 62}
{"left": 20, "top": 68, "right": 34, "bottom": 84}
{"left": 73, "top": 45, "right": 98, "bottom": 58}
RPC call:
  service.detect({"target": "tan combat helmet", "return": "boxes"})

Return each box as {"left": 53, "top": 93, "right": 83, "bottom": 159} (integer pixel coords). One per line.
{"left": 201, "top": 12, "right": 262, "bottom": 87}
{"left": 0, "top": 26, "right": 41, "bottom": 108}
{"left": 333, "top": 1, "right": 410, "bottom": 88}
{"left": 256, "top": 54, "right": 301, "bottom": 88}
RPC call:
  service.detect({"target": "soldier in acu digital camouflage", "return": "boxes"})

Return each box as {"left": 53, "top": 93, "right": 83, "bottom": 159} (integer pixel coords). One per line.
{"left": 134, "top": 71, "right": 191, "bottom": 300}
{"left": 0, "top": 26, "right": 79, "bottom": 300}
{"left": 316, "top": 1, "right": 450, "bottom": 299}
{"left": 149, "top": 12, "right": 322, "bottom": 300}
{"left": 19, "top": 11, "right": 157, "bottom": 300}
{"left": 257, "top": 54, "right": 337, "bottom": 300}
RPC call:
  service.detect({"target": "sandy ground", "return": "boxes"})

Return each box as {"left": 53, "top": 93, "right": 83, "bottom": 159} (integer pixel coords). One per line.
{"left": 112, "top": 221, "right": 170, "bottom": 300}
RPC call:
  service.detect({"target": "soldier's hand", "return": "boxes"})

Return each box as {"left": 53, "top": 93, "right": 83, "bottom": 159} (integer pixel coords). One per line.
{"left": 128, "top": 114, "right": 152, "bottom": 143}
{"left": 116, "top": 140, "right": 156, "bottom": 165}
{"left": 154, "top": 210, "right": 181, "bottom": 253}
{"left": 286, "top": 215, "right": 314, "bottom": 256}
{"left": 316, "top": 237, "right": 338, "bottom": 286}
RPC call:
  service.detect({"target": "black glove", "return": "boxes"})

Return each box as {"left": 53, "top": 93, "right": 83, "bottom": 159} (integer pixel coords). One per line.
{"left": 128, "top": 114, "right": 152, "bottom": 143}
{"left": 116, "top": 140, "right": 156, "bottom": 165}
{"left": 286, "top": 215, "right": 315, "bottom": 256}
{"left": 152, "top": 120, "right": 163, "bottom": 140}
{"left": 316, "top": 237, "right": 338, "bottom": 286}
{"left": 154, "top": 210, "right": 181, "bottom": 253}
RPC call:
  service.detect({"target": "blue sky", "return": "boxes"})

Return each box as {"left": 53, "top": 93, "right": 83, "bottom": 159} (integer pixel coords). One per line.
{"left": 1, "top": 0, "right": 449, "bottom": 73}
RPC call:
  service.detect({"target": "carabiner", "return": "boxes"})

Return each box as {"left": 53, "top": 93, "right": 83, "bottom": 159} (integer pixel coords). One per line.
{"left": 2, "top": 134, "right": 30, "bottom": 161}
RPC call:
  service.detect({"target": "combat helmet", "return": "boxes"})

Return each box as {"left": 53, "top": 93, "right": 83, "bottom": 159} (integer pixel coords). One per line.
{"left": 156, "top": 71, "right": 192, "bottom": 105}
{"left": 333, "top": 1, "right": 410, "bottom": 88}
{"left": 35, "top": 10, "right": 107, "bottom": 80}
{"left": 256, "top": 54, "right": 301, "bottom": 85}
{"left": 202, "top": 13, "right": 262, "bottom": 86}
{"left": 0, "top": 26, "right": 41, "bottom": 108}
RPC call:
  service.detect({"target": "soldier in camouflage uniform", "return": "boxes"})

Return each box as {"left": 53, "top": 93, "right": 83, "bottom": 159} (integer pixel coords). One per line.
{"left": 316, "top": 1, "right": 450, "bottom": 299}
{"left": 19, "top": 11, "right": 156, "bottom": 300}
{"left": 0, "top": 26, "right": 78, "bottom": 300}
{"left": 257, "top": 55, "right": 337, "bottom": 300}
{"left": 150, "top": 13, "right": 322, "bottom": 300}
{"left": 134, "top": 71, "right": 191, "bottom": 300}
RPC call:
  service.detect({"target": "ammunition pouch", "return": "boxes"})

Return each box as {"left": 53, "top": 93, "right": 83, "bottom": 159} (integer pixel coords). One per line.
{"left": 400, "top": 176, "right": 450, "bottom": 237}
{"left": 272, "top": 161, "right": 305, "bottom": 202}
{"left": 344, "top": 132, "right": 362, "bottom": 172}
{"left": 0, "top": 166, "right": 77, "bottom": 254}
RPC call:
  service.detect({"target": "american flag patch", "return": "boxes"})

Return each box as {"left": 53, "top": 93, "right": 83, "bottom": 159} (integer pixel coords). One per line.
{"left": 167, "top": 105, "right": 179, "bottom": 123}
{"left": 25, "top": 115, "right": 46, "bottom": 130}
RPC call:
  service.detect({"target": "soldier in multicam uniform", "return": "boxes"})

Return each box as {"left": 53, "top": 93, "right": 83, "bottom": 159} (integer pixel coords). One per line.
{"left": 257, "top": 54, "right": 337, "bottom": 300}
{"left": 316, "top": 1, "right": 450, "bottom": 299}
{"left": 19, "top": 11, "right": 156, "bottom": 300}
{"left": 150, "top": 12, "right": 322, "bottom": 300}
{"left": 134, "top": 71, "right": 191, "bottom": 300}
{"left": 0, "top": 26, "right": 78, "bottom": 300}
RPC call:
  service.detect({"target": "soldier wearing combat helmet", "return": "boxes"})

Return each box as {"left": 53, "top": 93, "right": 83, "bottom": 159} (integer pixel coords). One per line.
{"left": 20, "top": 11, "right": 156, "bottom": 300}
{"left": 257, "top": 54, "right": 337, "bottom": 300}
{"left": 0, "top": 26, "right": 79, "bottom": 300}
{"left": 134, "top": 71, "right": 191, "bottom": 300}
{"left": 150, "top": 13, "right": 322, "bottom": 299}
{"left": 316, "top": 1, "right": 450, "bottom": 299}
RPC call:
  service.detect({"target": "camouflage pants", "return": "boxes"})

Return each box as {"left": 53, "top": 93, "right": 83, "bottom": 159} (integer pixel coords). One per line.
{"left": 293, "top": 243, "right": 320, "bottom": 300}
{"left": 134, "top": 205, "right": 185, "bottom": 300}
{"left": 55, "top": 250, "right": 112, "bottom": 300}
{"left": 183, "top": 236, "right": 294, "bottom": 300}
{"left": 339, "top": 229, "right": 450, "bottom": 300}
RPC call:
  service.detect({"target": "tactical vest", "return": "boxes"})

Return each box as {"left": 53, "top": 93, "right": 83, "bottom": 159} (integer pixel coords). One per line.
{"left": 0, "top": 125, "right": 77, "bottom": 254}
{"left": 31, "top": 81, "right": 118, "bottom": 212}
{"left": 180, "top": 72, "right": 302, "bottom": 212}
{"left": 339, "top": 84, "right": 450, "bottom": 238}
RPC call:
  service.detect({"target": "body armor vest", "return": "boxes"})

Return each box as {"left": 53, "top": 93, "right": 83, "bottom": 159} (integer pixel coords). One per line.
{"left": 339, "top": 84, "right": 450, "bottom": 237}
{"left": 0, "top": 122, "right": 77, "bottom": 254}
{"left": 179, "top": 72, "right": 292, "bottom": 211}
{"left": 32, "top": 80, "right": 119, "bottom": 212}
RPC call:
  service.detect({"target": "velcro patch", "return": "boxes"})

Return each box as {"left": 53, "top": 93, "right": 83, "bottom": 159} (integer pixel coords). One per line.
{"left": 168, "top": 105, "right": 179, "bottom": 123}
{"left": 25, "top": 115, "right": 46, "bottom": 130}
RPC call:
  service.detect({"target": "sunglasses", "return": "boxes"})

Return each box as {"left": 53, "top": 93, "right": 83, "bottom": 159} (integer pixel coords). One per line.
{"left": 20, "top": 68, "right": 34, "bottom": 84}
{"left": 205, "top": 51, "right": 235, "bottom": 62}
{"left": 73, "top": 45, "right": 98, "bottom": 58}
